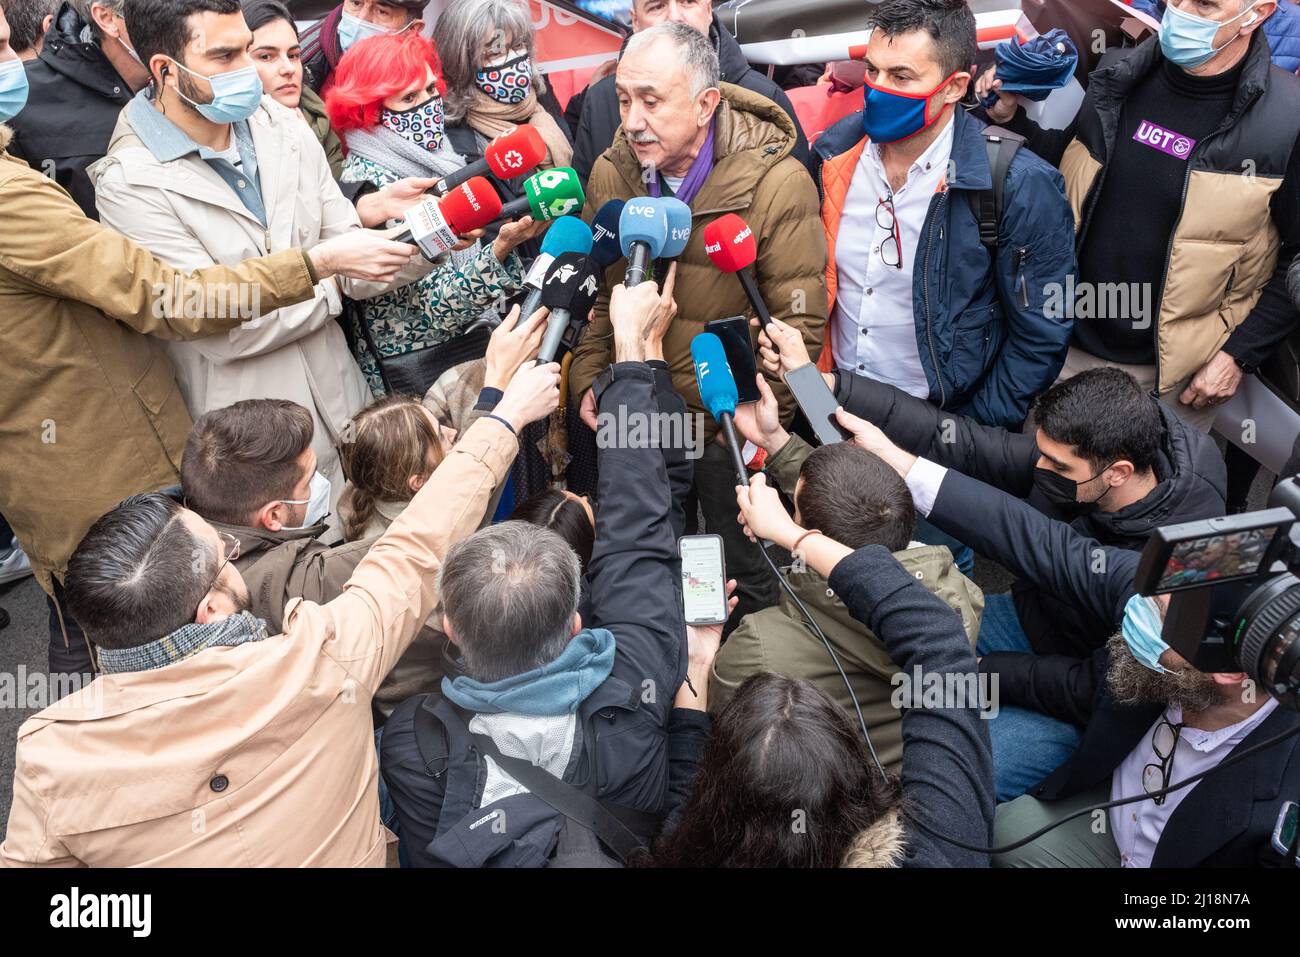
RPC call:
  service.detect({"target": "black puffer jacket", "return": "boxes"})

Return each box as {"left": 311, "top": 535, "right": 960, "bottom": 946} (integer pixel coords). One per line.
{"left": 569, "top": 13, "right": 810, "bottom": 185}
{"left": 6, "top": 3, "right": 134, "bottom": 219}
{"left": 837, "top": 373, "right": 1227, "bottom": 655}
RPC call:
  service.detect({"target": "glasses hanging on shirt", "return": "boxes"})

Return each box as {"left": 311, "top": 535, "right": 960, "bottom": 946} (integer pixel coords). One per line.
{"left": 875, "top": 195, "right": 903, "bottom": 270}
{"left": 1141, "top": 717, "right": 1184, "bottom": 806}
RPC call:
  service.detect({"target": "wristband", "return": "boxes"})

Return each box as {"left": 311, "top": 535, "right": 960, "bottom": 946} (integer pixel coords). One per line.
{"left": 792, "top": 529, "right": 823, "bottom": 554}
{"left": 484, "top": 413, "right": 517, "bottom": 436}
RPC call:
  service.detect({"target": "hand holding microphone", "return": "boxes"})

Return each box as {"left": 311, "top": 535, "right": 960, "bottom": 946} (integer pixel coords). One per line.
{"left": 736, "top": 473, "right": 801, "bottom": 546}
{"left": 397, "top": 176, "right": 502, "bottom": 261}
{"left": 485, "top": 301, "right": 550, "bottom": 391}
{"left": 757, "top": 314, "right": 813, "bottom": 376}
{"left": 492, "top": 215, "right": 551, "bottom": 263}
{"left": 610, "top": 261, "right": 678, "bottom": 363}
{"left": 307, "top": 226, "right": 419, "bottom": 283}
{"left": 433, "top": 125, "right": 547, "bottom": 196}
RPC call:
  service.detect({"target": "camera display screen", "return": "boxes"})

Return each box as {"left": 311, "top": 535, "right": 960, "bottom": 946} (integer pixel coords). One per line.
{"left": 1155, "top": 525, "right": 1285, "bottom": 591}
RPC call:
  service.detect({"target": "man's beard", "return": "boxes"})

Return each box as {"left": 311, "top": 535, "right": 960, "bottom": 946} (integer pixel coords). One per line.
{"left": 1104, "top": 632, "right": 1223, "bottom": 713}
{"left": 215, "top": 582, "right": 252, "bottom": 616}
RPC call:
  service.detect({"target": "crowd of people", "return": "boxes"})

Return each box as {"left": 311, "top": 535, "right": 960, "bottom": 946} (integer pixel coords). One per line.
{"left": 0, "top": 0, "right": 1298, "bottom": 869}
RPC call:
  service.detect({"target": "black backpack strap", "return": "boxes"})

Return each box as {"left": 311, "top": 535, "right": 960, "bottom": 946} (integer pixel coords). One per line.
{"left": 971, "top": 126, "right": 1024, "bottom": 250}
{"left": 469, "top": 731, "right": 649, "bottom": 864}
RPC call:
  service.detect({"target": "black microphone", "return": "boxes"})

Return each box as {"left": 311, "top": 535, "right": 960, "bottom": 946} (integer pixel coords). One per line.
{"left": 538, "top": 253, "right": 602, "bottom": 364}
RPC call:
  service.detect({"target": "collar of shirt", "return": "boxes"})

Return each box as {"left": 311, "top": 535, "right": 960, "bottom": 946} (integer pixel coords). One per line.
{"left": 1166, "top": 697, "right": 1279, "bottom": 754}
{"left": 127, "top": 89, "right": 266, "bottom": 225}
{"left": 865, "top": 117, "right": 955, "bottom": 196}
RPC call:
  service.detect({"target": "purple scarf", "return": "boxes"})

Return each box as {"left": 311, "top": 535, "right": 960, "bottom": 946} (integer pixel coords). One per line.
{"left": 647, "top": 121, "right": 716, "bottom": 205}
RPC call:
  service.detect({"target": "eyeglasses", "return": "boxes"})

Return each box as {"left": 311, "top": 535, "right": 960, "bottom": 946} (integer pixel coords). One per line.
{"left": 875, "top": 195, "right": 903, "bottom": 270}
{"left": 196, "top": 531, "right": 241, "bottom": 617}
{"left": 1141, "top": 717, "right": 1184, "bottom": 806}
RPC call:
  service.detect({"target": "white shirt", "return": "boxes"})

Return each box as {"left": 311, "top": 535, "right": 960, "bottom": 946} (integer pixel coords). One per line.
{"left": 662, "top": 174, "right": 686, "bottom": 195}
{"left": 831, "top": 120, "right": 954, "bottom": 398}
{"left": 1110, "top": 698, "right": 1278, "bottom": 867}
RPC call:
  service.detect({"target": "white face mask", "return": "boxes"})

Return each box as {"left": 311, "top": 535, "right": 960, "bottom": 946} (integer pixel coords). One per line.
{"left": 281, "top": 472, "right": 332, "bottom": 529}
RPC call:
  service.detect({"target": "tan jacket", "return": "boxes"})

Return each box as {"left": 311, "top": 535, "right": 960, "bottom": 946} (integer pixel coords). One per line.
{"left": 569, "top": 83, "right": 827, "bottom": 440}
{"left": 0, "top": 417, "right": 518, "bottom": 867}
{"left": 0, "top": 125, "right": 319, "bottom": 595}
{"left": 89, "top": 95, "right": 435, "bottom": 502}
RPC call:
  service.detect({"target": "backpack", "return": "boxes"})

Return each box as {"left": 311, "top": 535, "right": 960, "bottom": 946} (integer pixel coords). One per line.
{"left": 410, "top": 693, "right": 660, "bottom": 867}
{"left": 967, "top": 126, "right": 1025, "bottom": 250}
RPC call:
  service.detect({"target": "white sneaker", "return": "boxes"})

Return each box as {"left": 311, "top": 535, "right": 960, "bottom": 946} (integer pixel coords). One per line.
{"left": 0, "top": 537, "right": 32, "bottom": 585}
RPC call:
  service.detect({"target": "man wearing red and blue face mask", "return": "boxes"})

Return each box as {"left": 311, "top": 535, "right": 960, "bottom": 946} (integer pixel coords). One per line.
{"left": 814, "top": 0, "right": 1077, "bottom": 431}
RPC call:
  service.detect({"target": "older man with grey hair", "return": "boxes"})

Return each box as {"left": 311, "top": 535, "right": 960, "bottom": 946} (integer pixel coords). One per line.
{"left": 569, "top": 0, "right": 808, "bottom": 183}
{"left": 570, "top": 20, "right": 827, "bottom": 631}
{"left": 6, "top": 0, "right": 149, "bottom": 217}
{"left": 380, "top": 274, "right": 692, "bottom": 868}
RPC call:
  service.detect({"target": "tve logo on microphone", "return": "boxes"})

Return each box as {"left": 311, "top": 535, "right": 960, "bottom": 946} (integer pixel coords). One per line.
{"left": 626, "top": 201, "right": 656, "bottom": 218}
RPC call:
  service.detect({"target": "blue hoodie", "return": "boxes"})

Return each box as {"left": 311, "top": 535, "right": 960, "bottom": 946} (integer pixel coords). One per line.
{"left": 441, "top": 629, "right": 616, "bottom": 716}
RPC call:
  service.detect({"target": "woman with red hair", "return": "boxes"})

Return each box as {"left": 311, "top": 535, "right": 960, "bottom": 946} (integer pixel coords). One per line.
{"left": 326, "top": 30, "right": 545, "bottom": 396}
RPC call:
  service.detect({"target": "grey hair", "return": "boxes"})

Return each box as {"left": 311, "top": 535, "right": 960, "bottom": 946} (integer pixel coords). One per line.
{"left": 439, "top": 521, "right": 582, "bottom": 683}
{"left": 623, "top": 20, "right": 720, "bottom": 97}
{"left": 434, "top": 0, "right": 547, "bottom": 122}
{"left": 72, "top": 0, "right": 125, "bottom": 40}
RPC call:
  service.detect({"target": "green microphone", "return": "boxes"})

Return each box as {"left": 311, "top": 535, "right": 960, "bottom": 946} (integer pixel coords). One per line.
{"left": 505, "top": 167, "right": 585, "bottom": 222}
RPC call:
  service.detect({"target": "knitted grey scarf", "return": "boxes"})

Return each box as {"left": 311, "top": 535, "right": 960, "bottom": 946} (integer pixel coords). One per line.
{"left": 97, "top": 611, "right": 270, "bottom": 674}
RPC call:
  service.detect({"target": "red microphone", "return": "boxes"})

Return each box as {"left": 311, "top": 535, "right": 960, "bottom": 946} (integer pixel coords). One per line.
{"left": 703, "top": 213, "right": 770, "bottom": 326}
{"left": 434, "top": 126, "right": 547, "bottom": 196}
{"left": 397, "top": 176, "right": 502, "bottom": 261}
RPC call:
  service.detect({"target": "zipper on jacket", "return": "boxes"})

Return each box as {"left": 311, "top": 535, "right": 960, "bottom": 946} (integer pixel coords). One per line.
{"left": 1014, "top": 247, "right": 1031, "bottom": 309}
{"left": 921, "top": 192, "right": 947, "bottom": 407}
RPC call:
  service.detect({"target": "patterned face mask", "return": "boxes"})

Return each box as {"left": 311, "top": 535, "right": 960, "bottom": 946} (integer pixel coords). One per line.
{"left": 475, "top": 50, "right": 532, "bottom": 104}
{"left": 381, "top": 94, "right": 446, "bottom": 152}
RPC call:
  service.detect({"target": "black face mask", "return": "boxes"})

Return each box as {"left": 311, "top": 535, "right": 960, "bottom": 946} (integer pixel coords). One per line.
{"left": 1032, "top": 464, "right": 1115, "bottom": 517}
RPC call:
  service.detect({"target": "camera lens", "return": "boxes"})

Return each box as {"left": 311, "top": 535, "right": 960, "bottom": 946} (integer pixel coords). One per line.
{"left": 1237, "top": 574, "right": 1300, "bottom": 711}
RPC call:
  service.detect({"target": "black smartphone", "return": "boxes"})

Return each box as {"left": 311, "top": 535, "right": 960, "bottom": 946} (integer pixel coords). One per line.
{"left": 785, "top": 363, "right": 851, "bottom": 446}
{"left": 704, "top": 315, "right": 761, "bottom": 404}
{"left": 679, "top": 534, "right": 729, "bottom": 626}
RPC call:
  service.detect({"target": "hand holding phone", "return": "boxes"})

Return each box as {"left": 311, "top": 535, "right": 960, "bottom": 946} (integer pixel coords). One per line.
{"left": 680, "top": 534, "right": 729, "bottom": 626}
{"left": 785, "top": 364, "right": 852, "bottom": 446}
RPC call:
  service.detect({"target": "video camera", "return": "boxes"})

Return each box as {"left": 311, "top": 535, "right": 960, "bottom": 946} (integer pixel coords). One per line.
{"left": 1135, "top": 475, "right": 1300, "bottom": 711}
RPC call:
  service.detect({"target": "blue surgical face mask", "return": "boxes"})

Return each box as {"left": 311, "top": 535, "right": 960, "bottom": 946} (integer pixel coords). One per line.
{"left": 1121, "top": 593, "right": 1172, "bottom": 673}
{"left": 1159, "top": 0, "right": 1260, "bottom": 68}
{"left": 282, "top": 472, "right": 332, "bottom": 529}
{"left": 170, "top": 58, "right": 264, "bottom": 124}
{"left": 0, "top": 58, "right": 31, "bottom": 124}
{"left": 339, "top": 11, "right": 415, "bottom": 52}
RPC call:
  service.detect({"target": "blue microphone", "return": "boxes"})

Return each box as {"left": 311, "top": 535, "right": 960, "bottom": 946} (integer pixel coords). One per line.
{"left": 691, "top": 332, "right": 749, "bottom": 485}
{"left": 619, "top": 197, "right": 668, "bottom": 287}
{"left": 519, "top": 215, "right": 594, "bottom": 323}
{"left": 660, "top": 197, "right": 692, "bottom": 260}
{"left": 590, "top": 199, "right": 625, "bottom": 272}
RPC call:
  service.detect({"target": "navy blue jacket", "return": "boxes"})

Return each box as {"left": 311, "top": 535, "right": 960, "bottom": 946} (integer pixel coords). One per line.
{"left": 814, "top": 106, "right": 1078, "bottom": 428}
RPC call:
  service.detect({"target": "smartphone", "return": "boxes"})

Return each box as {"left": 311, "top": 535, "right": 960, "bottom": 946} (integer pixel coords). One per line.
{"left": 785, "top": 363, "right": 851, "bottom": 446}
{"left": 679, "top": 534, "right": 728, "bottom": 626}
{"left": 705, "top": 316, "right": 761, "bottom": 404}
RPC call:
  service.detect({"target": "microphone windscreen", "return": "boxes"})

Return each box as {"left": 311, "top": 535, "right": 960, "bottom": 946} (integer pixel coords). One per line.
{"left": 540, "top": 253, "right": 602, "bottom": 314}
{"left": 691, "top": 332, "right": 739, "bottom": 422}
{"left": 484, "top": 125, "right": 547, "bottom": 180}
{"left": 619, "top": 198, "right": 668, "bottom": 260}
{"left": 540, "top": 215, "right": 594, "bottom": 257}
{"left": 523, "top": 167, "right": 585, "bottom": 221}
{"left": 702, "top": 212, "right": 757, "bottom": 274}
{"left": 591, "top": 199, "right": 625, "bottom": 269}
{"left": 659, "top": 197, "right": 693, "bottom": 259}
{"left": 441, "top": 176, "right": 503, "bottom": 233}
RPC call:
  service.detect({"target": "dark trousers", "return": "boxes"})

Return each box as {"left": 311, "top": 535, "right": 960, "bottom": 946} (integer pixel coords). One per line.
{"left": 693, "top": 440, "right": 777, "bottom": 631}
